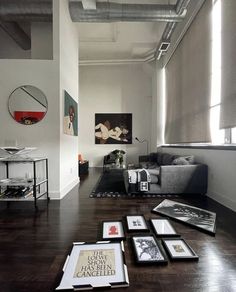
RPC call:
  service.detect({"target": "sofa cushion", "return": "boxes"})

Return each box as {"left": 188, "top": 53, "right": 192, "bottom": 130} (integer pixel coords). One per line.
{"left": 149, "top": 152, "right": 158, "bottom": 162}
{"left": 147, "top": 169, "right": 160, "bottom": 184}
{"left": 157, "top": 152, "right": 163, "bottom": 165}
{"left": 172, "top": 155, "right": 195, "bottom": 165}
{"left": 139, "top": 162, "right": 158, "bottom": 169}
{"left": 150, "top": 174, "right": 158, "bottom": 184}
{"left": 162, "top": 153, "right": 176, "bottom": 165}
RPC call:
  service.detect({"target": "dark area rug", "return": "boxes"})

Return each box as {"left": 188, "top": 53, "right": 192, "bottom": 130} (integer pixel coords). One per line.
{"left": 90, "top": 171, "right": 127, "bottom": 198}
{"left": 90, "top": 171, "right": 179, "bottom": 198}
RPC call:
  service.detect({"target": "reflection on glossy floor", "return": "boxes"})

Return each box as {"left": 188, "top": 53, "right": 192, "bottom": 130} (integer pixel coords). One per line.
{"left": 0, "top": 168, "right": 236, "bottom": 292}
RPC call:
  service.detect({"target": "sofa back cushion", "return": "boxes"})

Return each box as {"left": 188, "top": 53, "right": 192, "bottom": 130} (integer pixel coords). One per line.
{"left": 172, "top": 155, "right": 195, "bottom": 165}
{"left": 162, "top": 153, "right": 173, "bottom": 165}
{"left": 157, "top": 152, "right": 163, "bottom": 165}
{"left": 149, "top": 152, "right": 158, "bottom": 162}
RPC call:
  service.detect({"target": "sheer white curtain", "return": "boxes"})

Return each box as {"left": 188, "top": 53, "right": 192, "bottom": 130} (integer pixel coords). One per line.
{"left": 220, "top": 0, "right": 236, "bottom": 129}
{"left": 165, "top": 0, "right": 212, "bottom": 143}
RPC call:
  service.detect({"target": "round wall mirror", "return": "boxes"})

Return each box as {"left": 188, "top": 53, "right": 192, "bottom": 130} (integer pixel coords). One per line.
{"left": 8, "top": 85, "right": 48, "bottom": 125}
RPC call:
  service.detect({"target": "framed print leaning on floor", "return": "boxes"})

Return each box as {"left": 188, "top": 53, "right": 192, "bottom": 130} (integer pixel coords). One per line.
{"left": 131, "top": 235, "right": 168, "bottom": 264}
{"left": 162, "top": 238, "right": 198, "bottom": 261}
{"left": 150, "top": 219, "right": 179, "bottom": 237}
{"left": 102, "top": 221, "right": 125, "bottom": 241}
{"left": 125, "top": 215, "right": 149, "bottom": 232}
{"left": 152, "top": 199, "right": 216, "bottom": 235}
{"left": 56, "top": 241, "right": 129, "bottom": 291}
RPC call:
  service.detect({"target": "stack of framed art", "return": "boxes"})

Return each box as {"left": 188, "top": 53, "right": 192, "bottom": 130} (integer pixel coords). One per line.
{"left": 57, "top": 200, "right": 216, "bottom": 290}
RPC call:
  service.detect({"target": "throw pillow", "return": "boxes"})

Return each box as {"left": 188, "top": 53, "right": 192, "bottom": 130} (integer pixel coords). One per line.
{"left": 172, "top": 155, "right": 195, "bottom": 165}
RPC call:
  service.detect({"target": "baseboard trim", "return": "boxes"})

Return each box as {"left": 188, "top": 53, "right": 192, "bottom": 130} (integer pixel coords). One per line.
{"left": 49, "top": 177, "right": 80, "bottom": 200}
{"left": 207, "top": 191, "right": 236, "bottom": 212}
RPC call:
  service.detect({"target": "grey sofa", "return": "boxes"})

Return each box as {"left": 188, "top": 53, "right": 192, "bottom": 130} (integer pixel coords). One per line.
{"left": 124, "top": 151, "right": 208, "bottom": 195}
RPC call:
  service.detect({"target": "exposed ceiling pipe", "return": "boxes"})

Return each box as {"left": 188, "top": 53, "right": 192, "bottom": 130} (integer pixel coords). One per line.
{"left": 0, "top": 19, "right": 31, "bottom": 50}
{"left": 0, "top": 0, "right": 52, "bottom": 22}
{"left": 0, "top": 0, "right": 52, "bottom": 50}
{"left": 155, "top": 0, "right": 191, "bottom": 60}
{"left": 69, "top": 1, "right": 187, "bottom": 23}
{"left": 82, "top": 0, "right": 96, "bottom": 10}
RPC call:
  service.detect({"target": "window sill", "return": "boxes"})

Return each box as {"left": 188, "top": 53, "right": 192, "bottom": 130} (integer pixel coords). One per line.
{"left": 161, "top": 144, "right": 236, "bottom": 151}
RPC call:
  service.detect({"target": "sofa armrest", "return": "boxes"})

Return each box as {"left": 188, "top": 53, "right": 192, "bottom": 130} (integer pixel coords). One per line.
{"left": 159, "top": 164, "right": 208, "bottom": 194}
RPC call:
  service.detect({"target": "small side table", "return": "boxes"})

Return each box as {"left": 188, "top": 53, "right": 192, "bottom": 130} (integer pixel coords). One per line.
{"left": 79, "top": 160, "right": 89, "bottom": 176}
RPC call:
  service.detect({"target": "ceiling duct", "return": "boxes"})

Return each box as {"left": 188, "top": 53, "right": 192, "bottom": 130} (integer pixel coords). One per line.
{"left": 0, "top": 0, "right": 52, "bottom": 22}
{"left": 0, "top": 0, "right": 52, "bottom": 50}
{"left": 69, "top": 1, "right": 187, "bottom": 23}
{"left": 0, "top": 20, "right": 31, "bottom": 50}
{"left": 155, "top": 0, "right": 191, "bottom": 60}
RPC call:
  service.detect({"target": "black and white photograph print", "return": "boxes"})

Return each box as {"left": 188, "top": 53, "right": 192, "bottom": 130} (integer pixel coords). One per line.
{"left": 152, "top": 199, "right": 216, "bottom": 235}
{"left": 162, "top": 238, "right": 198, "bottom": 261}
{"left": 132, "top": 235, "right": 168, "bottom": 264}
{"left": 126, "top": 215, "right": 148, "bottom": 232}
{"left": 95, "top": 113, "right": 132, "bottom": 144}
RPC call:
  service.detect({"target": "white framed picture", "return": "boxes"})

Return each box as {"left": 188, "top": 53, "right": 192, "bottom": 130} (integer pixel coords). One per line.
{"left": 102, "top": 221, "right": 125, "bottom": 240}
{"left": 150, "top": 219, "right": 179, "bottom": 237}
{"left": 162, "top": 238, "right": 198, "bottom": 261}
{"left": 125, "top": 215, "right": 148, "bottom": 232}
{"left": 56, "top": 241, "right": 129, "bottom": 291}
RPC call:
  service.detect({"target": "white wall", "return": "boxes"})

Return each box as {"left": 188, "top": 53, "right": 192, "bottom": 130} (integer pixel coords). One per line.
{"left": 31, "top": 23, "right": 53, "bottom": 60}
{"left": 0, "top": 59, "right": 60, "bottom": 196}
{"left": 58, "top": 0, "right": 79, "bottom": 197}
{"left": 0, "top": 0, "right": 79, "bottom": 199}
{"left": 79, "top": 64, "right": 152, "bottom": 166}
{"left": 162, "top": 147, "right": 236, "bottom": 212}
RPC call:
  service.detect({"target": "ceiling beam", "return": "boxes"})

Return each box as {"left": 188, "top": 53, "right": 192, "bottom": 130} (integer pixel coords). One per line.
{"left": 82, "top": 0, "right": 96, "bottom": 10}
{"left": 0, "top": 20, "right": 31, "bottom": 50}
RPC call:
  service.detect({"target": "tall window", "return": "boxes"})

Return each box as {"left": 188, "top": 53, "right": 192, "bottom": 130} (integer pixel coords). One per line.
{"left": 210, "top": 0, "right": 224, "bottom": 144}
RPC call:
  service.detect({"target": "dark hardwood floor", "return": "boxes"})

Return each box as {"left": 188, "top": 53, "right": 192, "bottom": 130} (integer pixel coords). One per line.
{"left": 0, "top": 168, "right": 236, "bottom": 292}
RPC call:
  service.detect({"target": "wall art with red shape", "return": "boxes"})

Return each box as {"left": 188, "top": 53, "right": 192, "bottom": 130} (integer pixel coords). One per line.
{"left": 14, "top": 111, "right": 46, "bottom": 125}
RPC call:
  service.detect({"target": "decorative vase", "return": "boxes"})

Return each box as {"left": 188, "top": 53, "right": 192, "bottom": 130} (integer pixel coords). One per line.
{"left": 115, "top": 157, "right": 120, "bottom": 166}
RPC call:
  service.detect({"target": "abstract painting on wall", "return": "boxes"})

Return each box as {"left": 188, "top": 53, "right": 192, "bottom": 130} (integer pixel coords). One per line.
{"left": 63, "top": 90, "right": 78, "bottom": 136}
{"left": 95, "top": 113, "right": 132, "bottom": 144}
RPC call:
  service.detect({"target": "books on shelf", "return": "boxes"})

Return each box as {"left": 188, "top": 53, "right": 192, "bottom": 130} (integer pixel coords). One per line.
{"left": 0, "top": 186, "right": 34, "bottom": 199}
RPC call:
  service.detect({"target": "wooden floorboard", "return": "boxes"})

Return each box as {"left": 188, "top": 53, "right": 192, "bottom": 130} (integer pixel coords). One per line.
{"left": 0, "top": 167, "right": 236, "bottom": 292}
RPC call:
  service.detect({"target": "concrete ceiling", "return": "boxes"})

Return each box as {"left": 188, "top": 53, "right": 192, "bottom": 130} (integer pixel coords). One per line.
{"left": 77, "top": 0, "right": 178, "bottom": 63}
{"left": 0, "top": 0, "right": 203, "bottom": 64}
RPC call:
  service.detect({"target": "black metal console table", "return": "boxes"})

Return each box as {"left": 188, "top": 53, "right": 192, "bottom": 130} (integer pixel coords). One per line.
{"left": 0, "top": 157, "right": 49, "bottom": 209}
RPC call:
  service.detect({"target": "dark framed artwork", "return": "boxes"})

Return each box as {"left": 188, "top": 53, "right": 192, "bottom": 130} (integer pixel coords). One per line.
{"left": 101, "top": 221, "right": 125, "bottom": 241}
{"left": 152, "top": 199, "right": 216, "bottom": 235}
{"left": 125, "top": 215, "right": 149, "bottom": 232}
{"left": 131, "top": 235, "right": 168, "bottom": 264}
{"left": 56, "top": 241, "right": 129, "bottom": 290}
{"left": 162, "top": 238, "right": 198, "bottom": 261}
{"left": 150, "top": 219, "right": 179, "bottom": 237}
{"left": 63, "top": 90, "right": 78, "bottom": 136}
{"left": 95, "top": 113, "right": 132, "bottom": 144}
